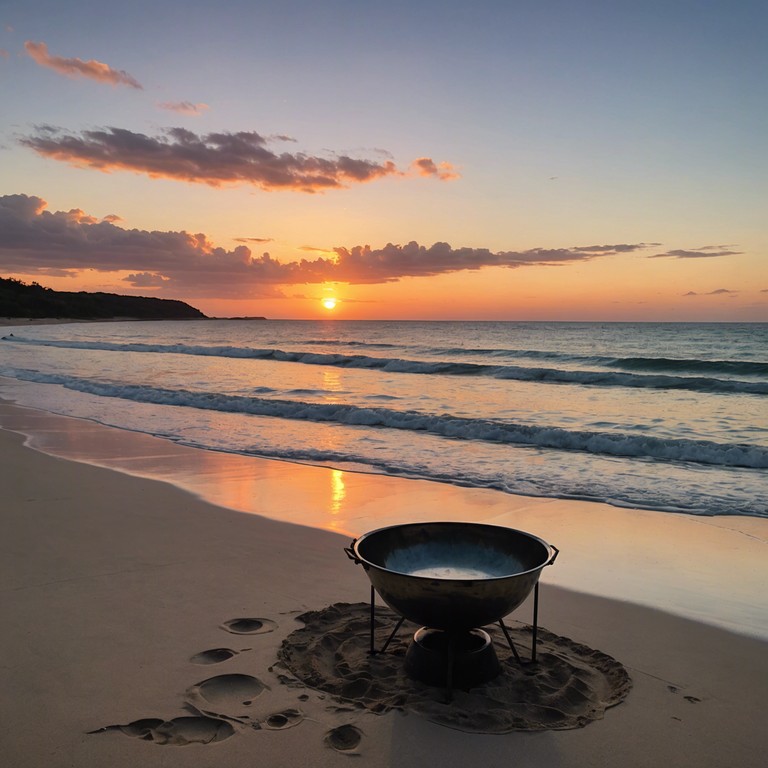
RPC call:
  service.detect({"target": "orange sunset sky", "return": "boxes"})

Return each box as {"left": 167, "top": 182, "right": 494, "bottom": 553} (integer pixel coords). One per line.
{"left": 1, "top": 1, "right": 766, "bottom": 321}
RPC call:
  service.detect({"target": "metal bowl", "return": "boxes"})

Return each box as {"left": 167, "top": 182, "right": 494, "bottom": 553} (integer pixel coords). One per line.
{"left": 346, "top": 522, "right": 558, "bottom": 631}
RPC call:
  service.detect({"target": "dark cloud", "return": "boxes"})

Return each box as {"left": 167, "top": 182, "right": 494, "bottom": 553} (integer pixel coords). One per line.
{"left": 24, "top": 41, "right": 142, "bottom": 89}
{"left": 157, "top": 101, "right": 209, "bottom": 116}
{"left": 19, "top": 126, "right": 455, "bottom": 193}
{"left": 649, "top": 246, "right": 741, "bottom": 259}
{"left": 0, "top": 193, "right": 669, "bottom": 298}
{"left": 234, "top": 236, "right": 273, "bottom": 244}
{"left": 0, "top": 193, "right": 276, "bottom": 297}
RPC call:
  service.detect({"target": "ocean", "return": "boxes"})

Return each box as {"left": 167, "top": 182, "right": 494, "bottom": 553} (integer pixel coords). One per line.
{"left": 1, "top": 319, "right": 766, "bottom": 519}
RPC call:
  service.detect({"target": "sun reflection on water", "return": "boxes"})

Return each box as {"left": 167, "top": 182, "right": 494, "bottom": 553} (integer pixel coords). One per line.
{"left": 328, "top": 469, "right": 347, "bottom": 529}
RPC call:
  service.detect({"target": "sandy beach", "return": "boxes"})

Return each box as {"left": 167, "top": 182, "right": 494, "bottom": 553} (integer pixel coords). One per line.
{"left": 1, "top": 404, "right": 767, "bottom": 767}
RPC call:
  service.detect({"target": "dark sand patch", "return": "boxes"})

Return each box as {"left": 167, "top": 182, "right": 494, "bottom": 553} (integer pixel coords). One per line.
{"left": 185, "top": 673, "right": 267, "bottom": 723}
{"left": 190, "top": 647, "right": 239, "bottom": 664}
{"left": 324, "top": 723, "right": 363, "bottom": 752}
{"left": 262, "top": 708, "right": 304, "bottom": 730}
{"left": 278, "top": 602, "right": 631, "bottom": 733}
{"left": 221, "top": 617, "right": 277, "bottom": 635}
{"left": 88, "top": 716, "right": 234, "bottom": 745}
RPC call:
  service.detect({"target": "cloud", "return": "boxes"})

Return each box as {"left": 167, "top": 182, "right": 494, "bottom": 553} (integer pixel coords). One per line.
{"left": 24, "top": 41, "right": 142, "bottom": 89}
{"left": 411, "top": 157, "right": 460, "bottom": 180}
{"left": 157, "top": 101, "right": 209, "bottom": 116}
{"left": 0, "top": 193, "right": 670, "bottom": 298}
{"left": 320, "top": 242, "right": 586, "bottom": 283}
{"left": 683, "top": 288, "right": 737, "bottom": 297}
{"left": 649, "top": 246, "right": 741, "bottom": 259}
{"left": 575, "top": 243, "right": 661, "bottom": 253}
{"left": 0, "top": 193, "right": 284, "bottom": 297}
{"left": 123, "top": 272, "right": 170, "bottom": 288}
{"left": 101, "top": 214, "right": 123, "bottom": 223}
{"left": 19, "top": 126, "right": 454, "bottom": 193}
{"left": 0, "top": 49, "right": 9, "bottom": 59}
{"left": 234, "top": 236, "right": 273, "bottom": 244}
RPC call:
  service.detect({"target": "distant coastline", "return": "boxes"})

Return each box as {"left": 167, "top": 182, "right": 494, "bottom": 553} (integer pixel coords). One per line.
{"left": 0, "top": 277, "right": 206, "bottom": 321}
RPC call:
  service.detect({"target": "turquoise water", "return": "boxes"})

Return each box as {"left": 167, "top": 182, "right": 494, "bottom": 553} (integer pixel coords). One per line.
{"left": 1, "top": 319, "right": 765, "bottom": 517}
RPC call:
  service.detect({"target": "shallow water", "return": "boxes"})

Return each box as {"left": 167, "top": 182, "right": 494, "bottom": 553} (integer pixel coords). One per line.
{"left": 1, "top": 319, "right": 765, "bottom": 517}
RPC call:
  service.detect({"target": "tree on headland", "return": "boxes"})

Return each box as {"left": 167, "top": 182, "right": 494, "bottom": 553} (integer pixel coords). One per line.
{"left": 0, "top": 277, "right": 206, "bottom": 320}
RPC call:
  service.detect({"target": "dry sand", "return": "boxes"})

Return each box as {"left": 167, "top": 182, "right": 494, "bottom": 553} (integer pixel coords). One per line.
{"left": 1, "top": 407, "right": 767, "bottom": 766}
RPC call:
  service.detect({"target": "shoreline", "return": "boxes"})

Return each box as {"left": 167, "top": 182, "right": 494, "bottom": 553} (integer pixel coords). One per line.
{"left": 3, "top": 317, "right": 767, "bottom": 327}
{"left": 1, "top": 416, "right": 766, "bottom": 765}
{"left": 1, "top": 399, "right": 765, "bottom": 640}
{"left": 0, "top": 316, "right": 213, "bottom": 327}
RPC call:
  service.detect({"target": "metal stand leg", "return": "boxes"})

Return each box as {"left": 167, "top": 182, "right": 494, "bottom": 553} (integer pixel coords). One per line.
{"left": 380, "top": 617, "right": 405, "bottom": 654}
{"left": 531, "top": 581, "right": 540, "bottom": 664}
{"left": 499, "top": 582, "right": 541, "bottom": 665}
{"left": 369, "top": 586, "right": 376, "bottom": 655}
{"left": 498, "top": 620, "right": 523, "bottom": 665}
{"left": 445, "top": 639, "right": 455, "bottom": 703}
{"left": 368, "top": 585, "right": 404, "bottom": 655}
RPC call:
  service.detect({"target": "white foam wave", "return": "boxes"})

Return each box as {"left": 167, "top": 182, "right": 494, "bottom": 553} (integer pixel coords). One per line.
{"left": 3, "top": 336, "right": 765, "bottom": 395}
{"left": 4, "top": 368, "right": 766, "bottom": 469}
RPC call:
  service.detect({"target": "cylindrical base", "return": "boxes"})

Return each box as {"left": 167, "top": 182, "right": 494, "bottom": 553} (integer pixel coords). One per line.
{"left": 404, "top": 627, "right": 501, "bottom": 689}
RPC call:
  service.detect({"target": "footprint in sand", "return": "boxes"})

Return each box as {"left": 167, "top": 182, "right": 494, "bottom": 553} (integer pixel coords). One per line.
{"left": 221, "top": 617, "right": 278, "bottom": 635}
{"left": 190, "top": 648, "right": 240, "bottom": 665}
{"left": 262, "top": 708, "right": 304, "bottom": 730}
{"left": 186, "top": 674, "right": 268, "bottom": 723}
{"left": 324, "top": 724, "right": 363, "bottom": 753}
{"left": 88, "top": 716, "right": 234, "bottom": 745}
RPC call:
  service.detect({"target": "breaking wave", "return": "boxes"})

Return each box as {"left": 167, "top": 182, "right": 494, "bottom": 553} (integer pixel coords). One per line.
{"left": 3, "top": 336, "right": 766, "bottom": 395}
{"left": 5, "top": 368, "right": 766, "bottom": 469}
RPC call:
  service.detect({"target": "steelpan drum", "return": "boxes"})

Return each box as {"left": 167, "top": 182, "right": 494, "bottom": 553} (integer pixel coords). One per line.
{"left": 346, "top": 522, "right": 558, "bottom": 632}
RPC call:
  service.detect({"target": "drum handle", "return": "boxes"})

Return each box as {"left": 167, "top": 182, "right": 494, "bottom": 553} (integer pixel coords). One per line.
{"left": 344, "top": 539, "right": 361, "bottom": 564}
{"left": 548, "top": 544, "right": 560, "bottom": 565}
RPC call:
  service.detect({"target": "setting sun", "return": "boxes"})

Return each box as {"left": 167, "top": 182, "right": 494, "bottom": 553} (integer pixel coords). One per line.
{"left": 321, "top": 297, "right": 337, "bottom": 310}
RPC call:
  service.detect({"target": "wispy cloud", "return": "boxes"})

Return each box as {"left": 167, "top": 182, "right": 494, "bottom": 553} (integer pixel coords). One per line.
{"left": 157, "top": 101, "right": 209, "bottom": 116}
{"left": 576, "top": 243, "right": 661, "bottom": 253}
{"left": 234, "top": 236, "right": 273, "bottom": 244}
{"left": 649, "top": 246, "right": 741, "bottom": 259}
{"left": 683, "top": 288, "right": 737, "bottom": 296}
{"left": 19, "top": 126, "right": 457, "bottom": 193}
{"left": 23, "top": 41, "right": 142, "bottom": 89}
{"left": 0, "top": 193, "right": 672, "bottom": 297}
{"left": 0, "top": 49, "right": 9, "bottom": 60}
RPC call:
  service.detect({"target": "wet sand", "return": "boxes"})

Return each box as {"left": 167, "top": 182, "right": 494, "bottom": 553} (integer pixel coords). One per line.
{"left": 1, "top": 405, "right": 766, "bottom": 766}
